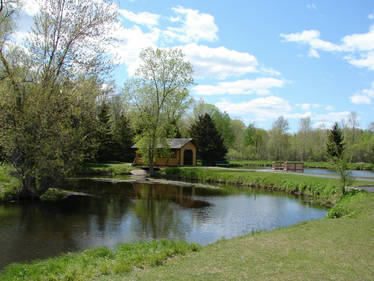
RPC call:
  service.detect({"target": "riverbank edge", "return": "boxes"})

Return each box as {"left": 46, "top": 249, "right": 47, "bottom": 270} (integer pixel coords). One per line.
{"left": 1, "top": 166, "right": 373, "bottom": 280}
{"left": 157, "top": 167, "right": 361, "bottom": 207}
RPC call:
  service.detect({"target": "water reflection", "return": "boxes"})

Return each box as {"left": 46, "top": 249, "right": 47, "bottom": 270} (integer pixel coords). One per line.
{"left": 0, "top": 180, "right": 326, "bottom": 269}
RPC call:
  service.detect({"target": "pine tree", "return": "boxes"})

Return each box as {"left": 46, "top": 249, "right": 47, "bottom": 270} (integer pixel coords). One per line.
{"left": 326, "top": 122, "right": 344, "bottom": 159}
{"left": 112, "top": 114, "right": 134, "bottom": 162}
{"left": 96, "top": 102, "right": 116, "bottom": 162}
{"left": 190, "top": 114, "right": 227, "bottom": 165}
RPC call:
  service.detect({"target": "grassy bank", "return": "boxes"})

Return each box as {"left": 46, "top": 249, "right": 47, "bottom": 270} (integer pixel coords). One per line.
{"left": 228, "top": 160, "right": 374, "bottom": 171}
{"left": 160, "top": 167, "right": 373, "bottom": 206}
{"left": 0, "top": 241, "right": 200, "bottom": 281}
{"left": 78, "top": 162, "right": 136, "bottom": 176}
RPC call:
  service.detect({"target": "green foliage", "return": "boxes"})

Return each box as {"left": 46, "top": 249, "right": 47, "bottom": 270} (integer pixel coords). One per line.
{"left": 327, "top": 190, "right": 370, "bottom": 218}
{"left": 0, "top": 240, "right": 201, "bottom": 281}
{"left": 0, "top": 164, "right": 20, "bottom": 201}
{"left": 0, "top": 0, "right": 116, "bottom": 198}
{"left": 326, "top": 122, "right": 344, "bottom": 159}
{"left": 39, "top": 188, "right": 68, "bottom": 202}
{"left": 189, "top": 114, "right": 227, "bottom": 166}
{"left": 125, "top": 47, "right": 193, "bottom": 174}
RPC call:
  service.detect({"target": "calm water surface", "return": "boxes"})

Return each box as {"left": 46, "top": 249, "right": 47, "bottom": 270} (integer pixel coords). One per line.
{"left": 0, "top": 179, "right": 326, "bottom": 269}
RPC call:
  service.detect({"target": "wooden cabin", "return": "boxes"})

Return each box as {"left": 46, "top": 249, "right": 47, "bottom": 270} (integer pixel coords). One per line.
{"left": 132, "top": 138, "right": 197, "bottom": 167}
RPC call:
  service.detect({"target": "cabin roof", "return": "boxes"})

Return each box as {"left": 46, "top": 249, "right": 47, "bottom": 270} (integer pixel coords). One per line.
{"left": 132, "top": 138, "right": 194, "bottom": 149}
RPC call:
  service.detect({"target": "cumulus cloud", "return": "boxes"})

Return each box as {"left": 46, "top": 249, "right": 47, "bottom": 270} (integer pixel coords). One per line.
{"left": 119, "top": 9, "right": 160, "bottom": 27}
{"left": 165, "top": 6, "right": 218, "bottom": 43}
{"left": 215, "top": 96, "right": 292, "bottom": 118}
{"left": 107, "top": 23, "right": 160, "bottom": 75}
{"left": 350, "top": 94, "right": 371, "bottom": 104}
{"left": 180, "top": 43, "right": 259, "bottom": 79}
{"left": 193, "top": 78, "right": 285, "bottom": 96}
{"left": 281, "top": 25, "right": 374, "bottom": 71}
{"left": 350, "top": 82, "right": 374, "bottom": 104}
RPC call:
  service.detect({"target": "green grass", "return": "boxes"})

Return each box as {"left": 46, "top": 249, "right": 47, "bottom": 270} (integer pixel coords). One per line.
{"left": 160, "top": 167, "right": 373, "bottom": 206}
{"left": 78, "top": 162, "right": 137, "bottom": 176}
{"left": 229, "top": 160, "right": 374, "bottom": 171}
{"left": 0, "top": 164, "right": 20, "bottom": 201}
{"left": 0, "top": 240, "right": 201, "bottom": 281}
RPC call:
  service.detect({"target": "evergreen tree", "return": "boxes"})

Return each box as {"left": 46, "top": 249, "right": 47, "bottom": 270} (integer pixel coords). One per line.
{"left": 190, "top": 114, "right": 227, "bottom": 165}
{"left": 112, "top": 114, "right": 135, "bottom": 162}
{"left": 96, "top": 102, "right": 116, "bottom": 162}
{"left": 326, "top": 122, "right": 344, "bottom": 159}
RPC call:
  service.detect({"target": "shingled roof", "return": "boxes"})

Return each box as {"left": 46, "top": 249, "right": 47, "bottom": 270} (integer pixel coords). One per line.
{"left": 132, "top": 138, "right": 194, "bottom": 149}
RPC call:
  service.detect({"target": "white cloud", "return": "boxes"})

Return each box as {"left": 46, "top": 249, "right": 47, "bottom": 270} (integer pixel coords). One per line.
{"left": 325, "top": 105, "right": 334, "bottom": 111}
{"left": 280, "top": 29, "right": 342, "bottom": 53}
{"left": 350, "top": 94, "right": 371, "bottom": 104}
{"left": 281, "top": 25, "right": 374, "bottom": 70}
{"left": 345, "top": 51, "right": 374, "bottom": 70}
{"left": 193, "top": 78, "right": 285, "bottom": 96}
{"left": 309, "top": 49, "right": 320, "bottom": 58}
{"left": 307, "top": 3, "right": 317, "bottom": 10}
{"left": 21, "top": 0, "right": 40, "bottom": 16}
{"left": 119, "top": 9, "right": 160, "bottom": 27}
{"left": 107, "top": 23, "right": 160, "bottom": 75}
{"left": 314, "top": 111, "right": 351, "bottom": 122}
{"left": 165, "top": 6, "right": 218, "bottom": 43}
{"left": 215, "top": 96, "right": 292, "bottom": 118}
{"left": 369, "top": 14, "right": 374, "bottom": 20}
{"left": 350, "top": 82, "right": 374, "bottom": 104}
{"left": 180, "top": 43, "right": 259, "bottom": 79}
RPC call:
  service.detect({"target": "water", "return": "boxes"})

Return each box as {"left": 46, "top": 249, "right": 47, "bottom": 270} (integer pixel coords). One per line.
{"left": 0, "top": 179, "right": 326, "bottom": 269}
{"left": 240, "top": 166, "right": 374, "bottom": 179}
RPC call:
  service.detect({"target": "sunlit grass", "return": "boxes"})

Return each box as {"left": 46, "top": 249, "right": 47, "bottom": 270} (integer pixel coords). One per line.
{"left": 0, "top": 240, "right": 201, "bottom": 281}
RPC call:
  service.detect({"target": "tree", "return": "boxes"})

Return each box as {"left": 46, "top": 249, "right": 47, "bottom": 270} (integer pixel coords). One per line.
{"left": 190, "top": 114, "right": 227, "bottom": 165}
{"left": 0, "top": 0, "right": 116, "bottom": 198}
{"left": 268, "top": 116, "right": 290, "bottom": 160}
{"left": 192, "top": 100, "right": 234, "bottom": 149}
{"left": 326, "top": 122, "right": 353, "bottom": 195}
{"left": 326, "top": 122, "right": 344, "bottom": 159}
{"left": 125, "top": 48, "right": 193, "bottom": 175}
{"left": 297, "top": 117, "right": 312, "bottom": 161}
{"left": 112, "top": 113, "right": 134, "bottom": 162}
{"left": 95, "top": 101, "right": 116, "bottom": 162}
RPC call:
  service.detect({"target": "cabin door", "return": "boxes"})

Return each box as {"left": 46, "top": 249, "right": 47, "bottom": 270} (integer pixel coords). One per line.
{"left": 183, "top": 150, "right": 193, "bottom": 165}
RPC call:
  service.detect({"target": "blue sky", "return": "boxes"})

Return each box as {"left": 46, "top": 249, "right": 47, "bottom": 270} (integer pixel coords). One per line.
{"left": 15, "top": 0, "right": 374, "bottom": 131}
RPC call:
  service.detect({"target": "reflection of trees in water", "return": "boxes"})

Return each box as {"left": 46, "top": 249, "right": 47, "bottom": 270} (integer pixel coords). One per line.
{"left": 131, "top": 183, "right": 212, "bottom": 240}
{"left": 0, "top": 180, "right": 134, "bottom": 268}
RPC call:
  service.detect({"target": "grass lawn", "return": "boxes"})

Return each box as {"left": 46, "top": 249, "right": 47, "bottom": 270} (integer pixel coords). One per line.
{"left": 78, "top": 162, "right": 137, "bottom": 176}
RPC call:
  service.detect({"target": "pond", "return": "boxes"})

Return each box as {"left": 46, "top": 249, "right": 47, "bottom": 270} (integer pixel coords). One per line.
{"left": 0, "top": 179, "right": 326, "bottom": 269}
{"left": 244, "top": 166, "right": 374, "bottom": 179}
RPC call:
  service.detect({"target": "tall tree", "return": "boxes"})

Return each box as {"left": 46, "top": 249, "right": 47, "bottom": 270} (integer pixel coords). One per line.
{"left": 125, "top": 48, "right": 193, "bottom": 175}
{"left": 190, "top": 114, "right": 227, "bottom": 165}
{"left": 0, "top": 0, "right": 116, "bottom": 198}
{"left": 297, "top": 117, "right": 312, "bottom": 161}
{"left": 268, "top": 116, "right": 290, "bottom": 160}
{"left": 326, "top": 122, "right": 352, "bottom": 195}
